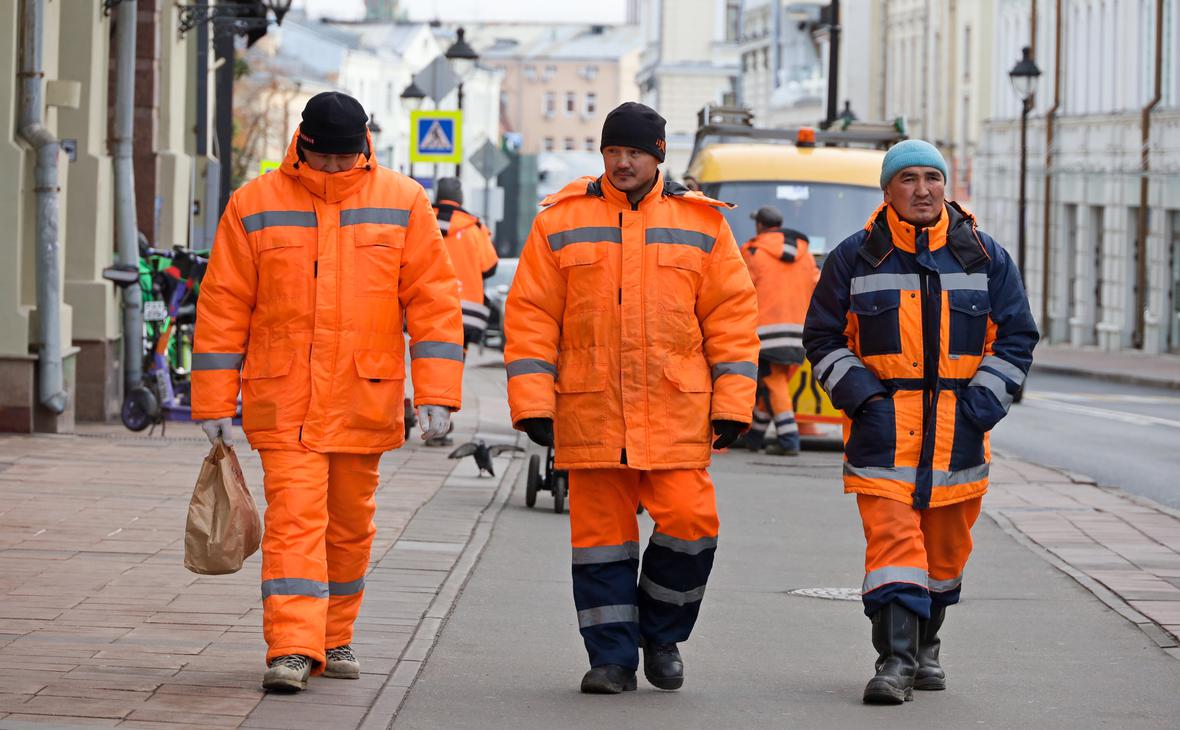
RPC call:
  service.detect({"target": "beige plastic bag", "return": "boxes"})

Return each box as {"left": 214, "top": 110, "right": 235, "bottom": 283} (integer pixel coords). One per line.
{"left": 184, "top": 438, "right": 262, "bottom": 575}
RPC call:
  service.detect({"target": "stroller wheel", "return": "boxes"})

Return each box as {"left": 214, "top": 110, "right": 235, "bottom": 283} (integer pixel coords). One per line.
{"left": 525, "top": 455, "right": 540, "bottom": 508}
{"left": 552, "top": 472, "right": 567, "bottom": 514}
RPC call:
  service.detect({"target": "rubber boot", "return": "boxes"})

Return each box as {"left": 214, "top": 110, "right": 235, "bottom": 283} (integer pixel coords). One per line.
{"left": 915, "top": 604, "right": 946, "bottom": 690}
{"left": 580, "top": 665, "right": 637, "bottom": 694}
{"left": 862, "top": 603, "right": 918, "bottom": 704}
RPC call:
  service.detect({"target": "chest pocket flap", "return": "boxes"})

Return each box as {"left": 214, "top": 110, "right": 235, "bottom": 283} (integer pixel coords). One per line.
{"left": 656, "top": 244, "right": 704, "bottom": 273}
{"left": 242, "top": 347, "right": 294, "bottom": 380}
{"left": 947, "top": 289, "right": 992, "bottom": 317}
{"left": 850, "top": 289, "right": 902, "bottom": 356}
{"left": 850, "top": 289, "right": 901, "bottom": 316}
{"left": 557, "top": 245, "right": 606, "bottom": 269}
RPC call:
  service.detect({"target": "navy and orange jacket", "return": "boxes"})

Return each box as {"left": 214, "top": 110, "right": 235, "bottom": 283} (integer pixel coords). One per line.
{"left": 803, "top": 202, "right": 1038, "bottom": 508}
{"left": 741, "top": 227, "right": 819, "bottom": 364}
{"left": 504, "top": 172, "right": 759, "bottom": 470}
{"left": 192, "top": 129, "right": 464, "bottom": 454}
{"left": 434, "top": 200, "right": 499, "bottom": 333}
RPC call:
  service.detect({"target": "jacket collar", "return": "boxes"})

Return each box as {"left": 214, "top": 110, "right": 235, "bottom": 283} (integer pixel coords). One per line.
{"left": 861, "top": 201, "right": 989, "bottom": 271}
{"left": 280, "top": 127, "right": 375, "bottom": 204}
{"left": 599, "top": 170, "right": 665, "bottom": 210}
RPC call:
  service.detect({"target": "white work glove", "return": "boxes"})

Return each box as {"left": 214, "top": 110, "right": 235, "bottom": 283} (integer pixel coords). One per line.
{"left": 200, "top": 417, "right": 234, "bottom": 446}
{"left": 417, "top": 405, "right": 451, "bottom": 440}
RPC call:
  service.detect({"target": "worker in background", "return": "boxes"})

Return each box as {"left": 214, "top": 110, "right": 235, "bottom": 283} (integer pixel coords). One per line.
{"left": 739, "top": 205, "right": 819, "bottom": 456}
{"left": 504, "top": 102, "right": 758, "bottom": 695}
{"left": 803, "top": 140, "right": 1038, "bottom": 704}
{"left": 193, "top": 92, "right": 464, "bottom": 693}
{"left": 434, "top": 176, "right": 499, "bottom": 352}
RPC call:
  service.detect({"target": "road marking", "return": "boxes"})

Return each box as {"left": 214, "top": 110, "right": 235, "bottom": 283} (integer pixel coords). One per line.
{"left": 1023, "top": 393, "right": 1180, "bottom": 429}
{"left": 1033, "top": 391, "right": 1180, "bottom": 405}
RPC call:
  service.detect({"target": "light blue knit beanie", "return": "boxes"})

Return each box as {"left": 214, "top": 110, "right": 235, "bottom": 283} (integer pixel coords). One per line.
{"left": 879, "top": 139, "right": 948, "bottom": 189}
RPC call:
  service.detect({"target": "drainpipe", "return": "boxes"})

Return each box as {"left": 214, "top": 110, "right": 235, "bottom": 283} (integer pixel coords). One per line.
{"left": 113, "top": 0, "right": 142, "bottom": 394}
{"left": 1133, "top": 0, "right": 1163, "bottom": 350}
{"left": 17, "top": 0, "right": 67, "bottom": 414}
{"left": 1040, "top": 0, "right": 1061, "bottom": 337}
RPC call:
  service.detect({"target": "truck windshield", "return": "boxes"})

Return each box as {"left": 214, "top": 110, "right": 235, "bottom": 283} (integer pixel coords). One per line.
{"left": 702, "top": 181, "right": 883, "bottom": 256}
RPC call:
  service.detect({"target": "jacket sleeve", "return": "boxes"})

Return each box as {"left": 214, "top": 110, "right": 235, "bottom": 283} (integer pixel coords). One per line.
{"left": 192, "top": 195, "right": 256, "bottom": 420}
{"left": 697, "top": 221, "right": 759, "bottom": 424}
{"left": 478, "top": 223, "right": 499, "bottom": 279}
{"left": 958, "top": 238, "right": 1039, "bottom": 432}
{"left": 803, "top": 240, "right": 888, "bottom": 416}
{"left": 503, "top": 216, "right": 563, "bottom": 427}
{"left": 401, "top": 186, "right": 465, "bottom": 410}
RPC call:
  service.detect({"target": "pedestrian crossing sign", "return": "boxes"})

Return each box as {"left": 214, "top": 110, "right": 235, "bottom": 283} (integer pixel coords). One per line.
{"left": 410, "top": 110, "right": 463, "bottom": 164}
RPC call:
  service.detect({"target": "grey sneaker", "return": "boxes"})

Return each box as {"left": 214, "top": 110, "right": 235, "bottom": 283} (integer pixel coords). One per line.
{"left": 324, "top": 644, "right": 361, "bottom": 679}
{"left": 263, "top": 654, "right": 310, "bottom": 692}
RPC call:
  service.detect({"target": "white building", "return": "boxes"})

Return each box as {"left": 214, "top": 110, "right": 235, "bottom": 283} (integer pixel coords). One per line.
{"left": 635, "top": 0, "right": 743, "bottom": 175}
{"left": 974, "top": 0, "right": 1180, "bottom": 354}
{"left": 737, "top": 0, "right": 827, "bottom": 128}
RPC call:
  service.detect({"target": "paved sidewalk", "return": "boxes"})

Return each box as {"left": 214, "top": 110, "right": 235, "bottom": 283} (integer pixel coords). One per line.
{"left": 1032, "top": 343, "right": 1180, "bottom": 389}
{"left": 0, "top": 351, "right": 517, "bottom": 728}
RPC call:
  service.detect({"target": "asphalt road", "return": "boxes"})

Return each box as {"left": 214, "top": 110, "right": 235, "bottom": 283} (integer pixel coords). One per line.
{"left": 394, "top": 448, "right": 1180, "bottom": 728}
{"left": 994, "top": 371, "right": 1180, "bottom": 508}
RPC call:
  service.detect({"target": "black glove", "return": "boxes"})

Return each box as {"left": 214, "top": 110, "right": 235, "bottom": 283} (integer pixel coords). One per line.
{"left": 518, "top": 417, "right": 554, "bottom": 447}
{"left": 711, "top": 420, "right": 746, "bottom": 450}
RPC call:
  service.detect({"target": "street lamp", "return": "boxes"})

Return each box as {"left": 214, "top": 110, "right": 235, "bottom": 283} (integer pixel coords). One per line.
{"left": 1008, "top": 46, "right": 1041, "bottom": 282}
{"left": 400, "top": 80, "right": 426, "bottom": 111}
{"left": 445, "top": 27, "right": 479, "bottom": 176}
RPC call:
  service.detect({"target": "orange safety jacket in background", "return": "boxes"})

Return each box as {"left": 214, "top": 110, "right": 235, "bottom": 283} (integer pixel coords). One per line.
{"left": 741, "top": 227, "right": 819, "bottom": 364}
{"left": 434, "top": 199, "right": 499, "bottom": 334}
{"left": 504, "top": 172, "right": 760, "bottom": 470}
{"left": 192, "top": 129, "right": 465, "bottom": 453}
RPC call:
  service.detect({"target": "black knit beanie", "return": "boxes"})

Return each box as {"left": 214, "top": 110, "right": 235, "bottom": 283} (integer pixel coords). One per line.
{"left": 600, "top": 102, "right": 666, "bottom": 162}
{"left": 298, "top": 92, "right": 368, "bottom": 154}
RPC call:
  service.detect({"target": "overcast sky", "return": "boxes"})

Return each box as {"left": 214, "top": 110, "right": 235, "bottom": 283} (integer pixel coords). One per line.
{"left": 295, "top": 0, "right": 628, "bottom": 23}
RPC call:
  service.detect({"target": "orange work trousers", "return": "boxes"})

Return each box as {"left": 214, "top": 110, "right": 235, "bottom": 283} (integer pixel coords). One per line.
{"left": 259, "top": 449, "right": 381, "bottom": 670}
{"left": 856, "top": 494, "right": 982, "bottom": 619}
{"left": 752, "top": 363, "right": 800, "bottom": 448}
{"left": 569, "top": 468, "right": 719, "bottom": 669}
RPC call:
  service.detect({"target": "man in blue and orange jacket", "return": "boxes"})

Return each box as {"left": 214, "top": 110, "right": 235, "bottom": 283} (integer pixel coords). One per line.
{"left": 803, "top": 140, "right": 1038, "bottom": 705}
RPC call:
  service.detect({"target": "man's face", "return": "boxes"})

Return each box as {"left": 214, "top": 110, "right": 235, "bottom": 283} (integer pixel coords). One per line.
{"left": 883, "top": 166, "right": 946, "bottom": 226}
{"left": 303, "top": 150, "right": 361, "bottom": 173}
{"left": 602, "top": 146, "right": 660, "bottom": 193}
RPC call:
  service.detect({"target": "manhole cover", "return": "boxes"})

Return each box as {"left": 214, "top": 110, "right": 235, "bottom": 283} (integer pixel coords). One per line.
{"left": 788, "top": 587, "right": 861, "bottom": 601}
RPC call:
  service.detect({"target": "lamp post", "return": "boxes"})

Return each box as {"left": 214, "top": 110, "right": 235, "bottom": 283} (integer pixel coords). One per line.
{"left": 445, "top": 27, "right": 479, "bottom": 177}
{"left": 1008, "top": 46, "right": 1041, "bottom": 283}
{"left": 400, "top": 80, "right": 425, "bottom": 178}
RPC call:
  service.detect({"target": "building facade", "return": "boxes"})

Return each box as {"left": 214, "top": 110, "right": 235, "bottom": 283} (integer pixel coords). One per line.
{"left": 974, "top": 0, "right": 1180, "bottom": 354}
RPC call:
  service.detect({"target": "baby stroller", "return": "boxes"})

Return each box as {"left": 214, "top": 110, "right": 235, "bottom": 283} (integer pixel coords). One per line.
{"left": 525, "top": 445, "right": 567, "bottom": 514}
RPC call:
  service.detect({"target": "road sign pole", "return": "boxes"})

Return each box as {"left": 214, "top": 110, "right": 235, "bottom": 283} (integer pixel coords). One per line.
{"left": 455, "top": 82, "right": 464, "bottom": 178}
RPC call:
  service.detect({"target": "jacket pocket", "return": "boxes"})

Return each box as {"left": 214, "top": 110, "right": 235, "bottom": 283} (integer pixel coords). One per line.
{"left": 844, "top": 396, "right": 896, "bottom": 467}
{"left": 655, "top": 243, "right": 703, "bottom": 313}
{"left": 948, "top": 290, "right": 991, "bottom": 356}
{"left": 355, "top": 229, "right": 405, "bottom": 299}
{"left": 257, "top": 235, "right": 307, "bottom": 301}
{"left": 348, "top": 349, "right": 406, "bottom": 431}
{"left": 949, "top": 396, "right": 987, "bottom": 470}
{"left": 554, "top": 351, "right": 607, "bottom": 447}
{"left": 662, "top": 355, "right": 712, "bottom": 445}
{"left": 850, "top": 290, "right": 902, "bottom": 356}
{"left": 558, "top": 245, "right": 611, "bottom": 312}
{"left": 240, "top": 347, "right": 296, "bottom": 432}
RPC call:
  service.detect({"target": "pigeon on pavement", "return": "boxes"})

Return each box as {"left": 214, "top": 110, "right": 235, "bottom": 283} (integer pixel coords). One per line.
{"left": 448, "top": 440, "right": 524, "bottom": 477}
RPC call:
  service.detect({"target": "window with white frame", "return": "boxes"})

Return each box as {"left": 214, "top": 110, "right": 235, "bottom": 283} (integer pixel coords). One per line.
{"left": 543, "top": 91, "right": 556, "bottom": 117}
{"left": 584, "top": 92, "right": 597, "bottom": 116}
{"left": 565, "top": 92, "right": 577, "bottom": 114}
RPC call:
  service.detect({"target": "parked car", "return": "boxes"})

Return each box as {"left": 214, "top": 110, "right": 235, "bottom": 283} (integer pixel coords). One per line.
{"left": 482, "top": 257, "right": 518, "bottom": 351}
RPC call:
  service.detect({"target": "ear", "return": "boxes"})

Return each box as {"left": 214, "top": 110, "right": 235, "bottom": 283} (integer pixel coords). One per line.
{"left": 882, "top": 187, "right": 893, "bottom": 205}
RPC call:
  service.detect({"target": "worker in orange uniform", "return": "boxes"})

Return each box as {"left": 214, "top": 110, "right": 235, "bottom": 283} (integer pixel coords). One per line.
{"left": 505, "top": 102, "right": 759, "bottom": 695}
{"left": 739, "top": 205, "right": 819, "bottom": 456}
{"left": 433, "top": 177, "right": 499, "bottom": 351}
{"left": 192, "top": 92, "right": 464, "bottom": 693}
{"left": 803, "top": 140, "right": 1037, "bottom": 704}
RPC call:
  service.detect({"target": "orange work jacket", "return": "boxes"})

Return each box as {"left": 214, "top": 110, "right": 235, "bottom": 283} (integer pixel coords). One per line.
{"left": 741, "top": 227, "right": 819, "bottom": 364}
{"left": 192, "top": 129, "right": 464, "bottom": 453}
{"left": 434, "top": 200, "right": 499, "bottom": 332}
{"left": 504, "top": 173, "right": 760, "bottom": 470}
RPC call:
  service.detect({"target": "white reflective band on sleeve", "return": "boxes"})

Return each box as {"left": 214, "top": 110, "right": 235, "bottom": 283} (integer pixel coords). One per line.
{"left": 639, "top": 575, "right": 707, "bottom": 606}
{"left": 862, "top": 566, "right": 928, "bottom": 594}
{"left": 712, "top": 361, "right": 757, "bottom": 380}
{"left": 822, "top": 356, "right": 863, "bottom": 393}
{"left": 505, "top": 359, "right": 557, "bottom": 378}
{"left": 191, "top": 352, "right": 244, "bottom": 371}
{"left": 979, "top": 355, "right": 1025, "bottom": 385}
{"left": 577, "top": 604, "right": 639, "bottom": 628}
{"left": 815, "top": 347, "right": 856, "bottom": 375}
{"left": 970, "top": 369, "right": 1013, "bottom": 411}
{"left": 410, "top": 341, "right": 465, "bottom": 362}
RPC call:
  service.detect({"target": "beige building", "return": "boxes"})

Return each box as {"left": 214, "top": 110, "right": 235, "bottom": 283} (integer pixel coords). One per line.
{"left": 478, "top": 25, "right": 643, "bottom": 156}
{"left": 0, "top": 1, "right": 209, "bottom": 432}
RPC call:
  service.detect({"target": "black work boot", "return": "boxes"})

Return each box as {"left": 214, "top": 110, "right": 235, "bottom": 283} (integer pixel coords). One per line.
{"left": 862, "top": 603, "right": 919, "bottom": 704}
{"left": 642, "top": 642, "right": 684, "bottom": 691}
{"left": 915, "top": 604, "right": 946, "bottom": 690}
{"left": 580, "top": 665, "right": 637, "bottom": 694}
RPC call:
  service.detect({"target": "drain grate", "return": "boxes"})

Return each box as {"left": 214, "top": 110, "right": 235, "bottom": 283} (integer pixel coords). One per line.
{"left": 788, "top": 587, "right": 861, "bottom": 601}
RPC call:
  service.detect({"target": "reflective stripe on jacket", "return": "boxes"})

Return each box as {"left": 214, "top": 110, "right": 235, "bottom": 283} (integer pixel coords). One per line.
{"left": 504, "top": 173, "right": 759, "bottom": 470}
{"left": 803, "top": 202, "right": 1038, "bottom": 508}
{"left": 435, "top": 200, "right": 499, "bottom": 332}
{"left": 192, "top": 128, "right": 464, "bottom": 453}
{"left": 741, "top": 228, "right": 819, "bottom": 364}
